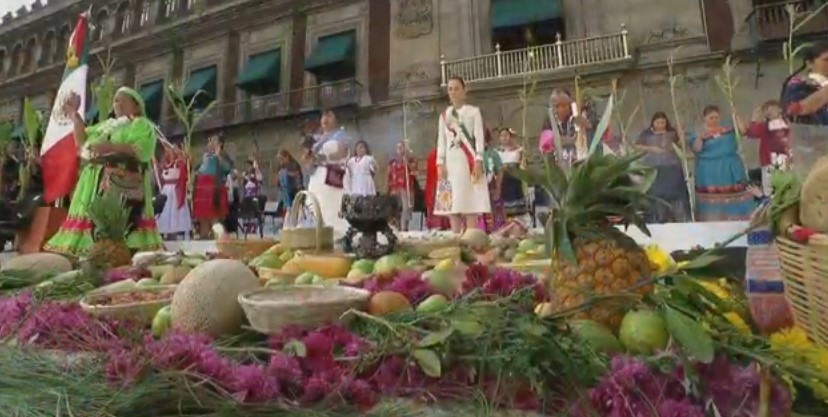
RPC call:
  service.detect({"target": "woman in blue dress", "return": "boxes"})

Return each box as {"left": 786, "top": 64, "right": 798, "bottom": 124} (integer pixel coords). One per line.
{"left": 690, "top": 105, "right": 756, "bottom": 221}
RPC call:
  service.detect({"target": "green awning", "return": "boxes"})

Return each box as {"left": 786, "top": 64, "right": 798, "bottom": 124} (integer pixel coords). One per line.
{"left": 304, "top": 31, "right": 355, "bottom": 72}
{"left": 236, "top": 49, "right": 282, "bottom": 95}
{"left": 184, "top": 66, "right": 218, "bottom": 101}
{"left": 140, "top": 81, "right": 164, "bottom": 122}
{"left": 491, "top": 0, "right": 562, "bottom": 29}
{"left": 11, "top": 125, "right": 24, "bottom": 140}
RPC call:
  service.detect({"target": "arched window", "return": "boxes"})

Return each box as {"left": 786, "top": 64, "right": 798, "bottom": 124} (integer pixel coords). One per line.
{"left": 10, "top": 43, "right": 23, "bottom": 76}
{"left": 92, "top": 10, "right": 110, "bottom": 42}
{"left": 40, "top": 31, "right": 55, "bottom": 67}
{"left": 54, "top": 25, "right": 70, "bottom": 63}
{"left": 0, "top": 49, "right": 6, "bottom": 79}
{"left": 115, "top": 2, "right": 132, "bottom": 37}
{"left": 22, "top": 37, "right": 37, "bottom": 73}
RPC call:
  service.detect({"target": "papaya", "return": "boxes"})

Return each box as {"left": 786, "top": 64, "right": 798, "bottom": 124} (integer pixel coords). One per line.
{"left": 292, "top": 253, "right": 353, "bottom": 279}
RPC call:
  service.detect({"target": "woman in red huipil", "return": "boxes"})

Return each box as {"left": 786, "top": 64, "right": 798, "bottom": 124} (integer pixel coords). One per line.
{"left": 424, "top": 147, "right": 450, "bottom": 230}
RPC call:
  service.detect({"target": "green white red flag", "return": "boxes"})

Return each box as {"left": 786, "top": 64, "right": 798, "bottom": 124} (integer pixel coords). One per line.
{"left": 40, "top": 12, "right": 90, "bottom": 203}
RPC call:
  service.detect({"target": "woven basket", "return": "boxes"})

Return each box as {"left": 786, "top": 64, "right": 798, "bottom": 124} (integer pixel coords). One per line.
{"left": 80, "top": 285, "right": 176, "bottom": 325}
{"left": 238, "top": 285, "right": 370, "bottom": 333}
{"left": 776, "top": 235, "right": 828, "bottom": 346}
{"left": 281, "top": 191, "right": 334, "bottom": 251}
{"left": 217, "top": 238, "right": 276, "bottom": 261}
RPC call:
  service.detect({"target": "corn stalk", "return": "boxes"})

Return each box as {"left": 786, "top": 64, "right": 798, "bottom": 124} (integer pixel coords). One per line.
{"left": 92, "top": 48, "right": 117, "bottom": 124}
{"left": 0, "top": 120, "right": 12, "bottom": 190}
{"left": 667, "top": 48, "right": 696, "bottom": 222}
{"left": 783, "top": 2, "right": 828, "bottom": 74}
{"left": 610, "top": 78, "right": 641, "bottom": 153}
{"left": 714, "top": 55, "right": 749, "bottom": 177}
{"left": 18, "top": 99, "right": 44, "bottom": 201}
{"left": 517, "top": 50, "right": 539, "bottom": 151}
{"left": 165, "top": 80, "right": 218, "bottom": 207}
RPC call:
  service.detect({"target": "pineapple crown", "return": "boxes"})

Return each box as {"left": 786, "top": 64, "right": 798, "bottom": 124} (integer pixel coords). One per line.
{"left": 88, "top": 191, "right": 132, "bottom": 241}
{"left": 512, "top": 95, "right": 664, "bottom": 261}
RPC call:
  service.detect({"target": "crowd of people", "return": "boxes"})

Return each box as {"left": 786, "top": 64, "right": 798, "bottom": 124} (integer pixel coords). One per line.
{"left": 4, "top": 40, "right": 828, "bottom": 258}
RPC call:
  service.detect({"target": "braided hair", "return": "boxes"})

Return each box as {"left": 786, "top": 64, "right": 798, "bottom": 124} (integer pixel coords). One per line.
{"left": 780, "top": 42, "right": 828, "bottom": 105}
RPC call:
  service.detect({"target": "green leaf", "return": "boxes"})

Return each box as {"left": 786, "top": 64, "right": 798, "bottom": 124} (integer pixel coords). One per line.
{"left": 588, "top": 94, "right": 614, "bottom": 157}
{"left": 678, "top": 253, "right": 724, "bottom": 271}
{"left": 412, "top": 348, "right": 441, "bottom": 378}
{"left": 282, "top": 339, "right": 307, "bottom": 357}
{"left": 664, "top": 307, "right": 715, "bottom": 363}
{"left": 22, "top": 99, "right": 40, "bottom": 146}
{"left": 417, "top": 327, "right": 454, "bottom": 348}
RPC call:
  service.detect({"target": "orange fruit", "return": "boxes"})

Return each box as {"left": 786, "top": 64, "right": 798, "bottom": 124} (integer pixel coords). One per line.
{"left": 368, "top": 291, "right": 412, "bottom": 316}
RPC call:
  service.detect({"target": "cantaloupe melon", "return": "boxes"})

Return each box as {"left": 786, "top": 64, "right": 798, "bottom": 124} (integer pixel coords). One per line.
{"left": 800, "top": 157, "right": 828, "bottom": 232}
{"left": 460, "top": 228, "right": 489, "bottom": 251}
{"left": 3, "top": 253, "right": 72, "bottom": 275}
{"left": 170, "top": 259, "right": 260, "bottom": 336}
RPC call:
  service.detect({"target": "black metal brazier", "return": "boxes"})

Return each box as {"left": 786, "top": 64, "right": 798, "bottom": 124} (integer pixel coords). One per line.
{"left": 339, "top": 194, "right": 400, "bottom": 259}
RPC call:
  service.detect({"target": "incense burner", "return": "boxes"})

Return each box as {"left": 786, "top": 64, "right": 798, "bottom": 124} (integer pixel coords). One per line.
{"left": 339, "top": 195, "right": 400, "bottom": 259}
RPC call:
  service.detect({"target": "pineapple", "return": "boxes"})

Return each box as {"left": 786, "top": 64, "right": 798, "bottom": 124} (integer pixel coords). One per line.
{"left": 87, "top": 191, "right": 133, "bottom": 268}
{"left": 516, "top": 150, "right": 660, "bottom": 332}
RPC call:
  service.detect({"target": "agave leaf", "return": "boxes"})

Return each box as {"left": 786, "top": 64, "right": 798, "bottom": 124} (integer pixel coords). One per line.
{"left": 587, "top": 95, "right": 614, "bottom": 158}
{"left": 0, "top": 121, "right": 12, "bottom": 145}
{"left": 632, "top": 166, "right": 657, "bottom": 194}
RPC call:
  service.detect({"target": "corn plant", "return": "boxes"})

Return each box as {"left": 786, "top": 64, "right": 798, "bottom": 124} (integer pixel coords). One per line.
{"left": 165, "top": 80, "right": 218, "bottom": 203}
{"left": 610, "top": 78, "right": 641, "bottom": 153}
{"left": 517, "top": 50, "right": 539, "bottom": 152}
{"left": 0, "top": 120, "right": 12, "bottom": 190}
{"left": 92, "top": 48, "right": 117, "bottom": 123}
{"left": 667, "top": 48, "right": 696, "bottom": 222}
{"left": 18, "top": 99, "right": 44, "bottom": 201}
{"left": 783, "top": 1, "right": 828, "bottom": 74}
{"left": 714, "top": 55, "right": 749, "bottom": 178}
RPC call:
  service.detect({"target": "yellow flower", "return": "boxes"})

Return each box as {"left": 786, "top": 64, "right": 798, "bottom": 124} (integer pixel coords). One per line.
{"left": 697, "top": 278, "right": 732, "bottom": 301}
{"left": 644, "top": 244, "right": 675, "bottom": 275}
{"left": 724, "top": 312, "right": 751, "bottom": 334}
{"left": 770, "top": 327, "right": 813, "bottom": 352}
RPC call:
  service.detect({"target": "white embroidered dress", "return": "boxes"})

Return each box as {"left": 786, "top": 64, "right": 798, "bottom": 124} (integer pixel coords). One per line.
{"left": 157, "top": 161, "right": 192, "bottom": 235}
{"left": 346, "top": 155, "right": 377, "bottom": 196}
{"left": 306, "top": 130, "right": 351, "bottom": 238}
{"left": 434, "top": 104, "right": 491, "bottom": 215}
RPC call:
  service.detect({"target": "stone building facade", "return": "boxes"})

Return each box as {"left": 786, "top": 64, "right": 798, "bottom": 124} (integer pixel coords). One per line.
{"left": 0, "top": 0, "right": 825, "bottom": 192}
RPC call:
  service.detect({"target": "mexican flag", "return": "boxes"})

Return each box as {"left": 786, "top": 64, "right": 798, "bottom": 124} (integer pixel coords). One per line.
{"left": 40, "top": 12, "right": 90, "bottom": 204}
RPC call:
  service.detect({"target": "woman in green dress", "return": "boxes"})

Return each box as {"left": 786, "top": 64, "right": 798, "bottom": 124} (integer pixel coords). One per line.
{"left": 45, "top": 87, "right": 164, "bottom": 256}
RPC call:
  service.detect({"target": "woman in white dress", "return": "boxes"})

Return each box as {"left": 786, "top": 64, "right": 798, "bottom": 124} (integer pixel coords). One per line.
{"left": 156, "top": 144, "right": 192, "bottom": 238}
{"left": 434, "top": 76, "right": 491, "bottom": 233}
{"left": 304, "top": 109, "right": 351, "bottom": 238}
{"left": 346, "top": 140, "right": 377, "bottom": 196}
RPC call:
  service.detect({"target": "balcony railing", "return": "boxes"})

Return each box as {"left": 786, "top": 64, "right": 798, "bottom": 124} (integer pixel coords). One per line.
{"left": 160, "top": 78, "right": 362, "bottom": 135}
{"left": 748, "top": 0, "right": 828, "bottom": 42}
{"left": 440, "top": 25, "right": 631, "bottom": 85}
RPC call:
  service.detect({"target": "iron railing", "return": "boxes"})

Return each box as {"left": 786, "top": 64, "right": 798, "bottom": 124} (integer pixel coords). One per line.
{"left": 440, "top": 25, "right": 631, "bottom": 85}
{"left": 160, "top": 78, "right": 362, "bottom": 135}
{"left": 747, "top": 0, "right": 828, "bottom": 41}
